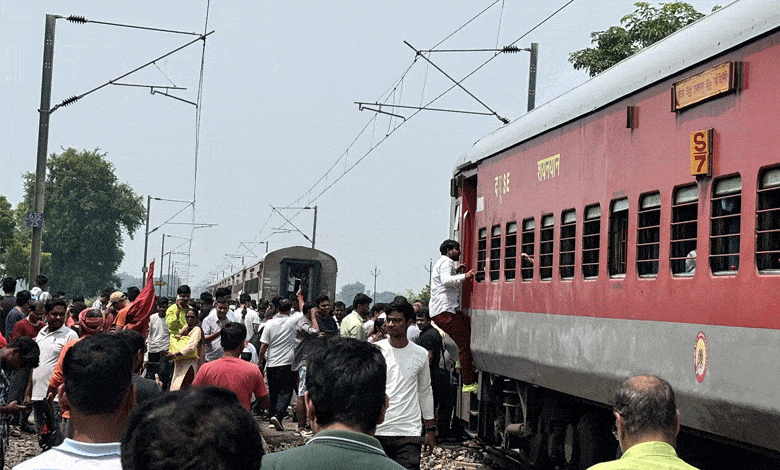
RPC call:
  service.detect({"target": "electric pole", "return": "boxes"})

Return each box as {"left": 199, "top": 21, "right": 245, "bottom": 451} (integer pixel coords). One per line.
{"left": 370, "top": 266, "right": 380, "bottom": 301}
{"left": 527, "top": 43, "right": 538, "bottom": 111}
{"left": 28, "top": 14, "right": 56, "bottom": 284}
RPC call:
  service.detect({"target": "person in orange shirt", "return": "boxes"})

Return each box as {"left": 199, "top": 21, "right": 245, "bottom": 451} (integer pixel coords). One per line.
{"left": 45, "top": 308, "right": 111, "bottom": 444}
{"left": 110, "top": 292, "right": 131, "bottom": 331}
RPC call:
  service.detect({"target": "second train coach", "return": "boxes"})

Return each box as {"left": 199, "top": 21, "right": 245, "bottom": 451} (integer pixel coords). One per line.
{"left": 211, "top": 246, "right": 337, "bottom": 302}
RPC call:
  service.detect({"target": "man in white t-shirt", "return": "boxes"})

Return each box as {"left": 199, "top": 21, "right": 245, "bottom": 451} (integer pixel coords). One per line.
{"left": 145, "top": 297, "right": 170, "bottom": 390}
{"left": 259, "top": 298, "right": 297, "bottom": 431}
{"left": 201, "top": 298, "right": 233, "bottom": 362}
{"left": 91, "top": 289, "right": 111, "bottom": 313}
{"left": 374, "top": 299, "right": 435, "bottom": 470}
{"left": 31, "top": 299, "right": 78, "bottom": 430}
{"left": 236, "top": 293, "right": 261, "bottom": 341}
{"left": 29, "top": 275, "right": 51, "bottom": 303}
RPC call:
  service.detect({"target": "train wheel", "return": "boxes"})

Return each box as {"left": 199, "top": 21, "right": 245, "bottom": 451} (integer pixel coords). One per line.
{"left": 572, "top": 412, "right": 617, "bottom": 469}
{"left": 523, "top": 414, "right": 554, "bottom": 469}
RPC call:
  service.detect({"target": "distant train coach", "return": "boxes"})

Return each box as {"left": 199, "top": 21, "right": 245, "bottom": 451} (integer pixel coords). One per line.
{"left": 211, "top": 246, "right": 337, "bottom": 302}
{"left": 449, "top": 0, "right": 780, "bottom": 468}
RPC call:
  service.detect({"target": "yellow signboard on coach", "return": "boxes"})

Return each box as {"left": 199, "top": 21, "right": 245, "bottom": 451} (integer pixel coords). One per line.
{"left": 672, "top": 62, "right": 737, "bottom": 111}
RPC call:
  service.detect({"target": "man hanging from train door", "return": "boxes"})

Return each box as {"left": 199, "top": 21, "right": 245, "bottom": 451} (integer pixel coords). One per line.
{"left": 429, "top": 239, "right": 478, "bottom": 392}
{"left": 429, "top": 239, "right": 530, "bottom": 393}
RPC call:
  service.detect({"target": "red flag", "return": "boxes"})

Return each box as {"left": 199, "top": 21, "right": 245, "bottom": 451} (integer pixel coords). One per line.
{"left": 124, "top": 260, "right": 157, "bottom": 337}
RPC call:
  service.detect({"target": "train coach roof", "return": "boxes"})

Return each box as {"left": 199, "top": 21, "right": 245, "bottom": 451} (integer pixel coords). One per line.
{"left": 454, "top": 0, "right": 780, "bottom": 172}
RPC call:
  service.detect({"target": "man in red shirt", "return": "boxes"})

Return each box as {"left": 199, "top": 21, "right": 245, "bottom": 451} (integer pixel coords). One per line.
{"left": 12, "top": 301, "right": 45, "bottom": 340}
{"left": 193, "top": 322, "right": 269, "bottom": 411}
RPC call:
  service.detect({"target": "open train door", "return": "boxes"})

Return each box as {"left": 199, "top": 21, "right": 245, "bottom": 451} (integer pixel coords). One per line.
{"left": 458, "top": 172, "right": 478, "bottom": 309}
{"left": 279, "top": 258, "right": 322, "bottom": 301}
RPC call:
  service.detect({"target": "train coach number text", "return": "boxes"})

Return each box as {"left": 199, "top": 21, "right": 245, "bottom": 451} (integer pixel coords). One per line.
{"left": 690, "top": 129, "right": 713, "bottom": 177}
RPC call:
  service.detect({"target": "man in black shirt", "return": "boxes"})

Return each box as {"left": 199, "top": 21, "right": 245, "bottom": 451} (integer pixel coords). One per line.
{"left": 0, "top": 278, "right": 16, "bottom": 340}
{"left": 5, "top": 290, "right": 31, "bottom": 340}
{"left": 115, "top": 329, "right": 162, "bottom": 406}
{"left": 314, "top": 295, "right": 339, "bottom": 337}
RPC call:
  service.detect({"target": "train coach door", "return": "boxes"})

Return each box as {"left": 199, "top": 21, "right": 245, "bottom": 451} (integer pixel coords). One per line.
{"left": 460, "top": 174, "right": 478, "bottom": 308}
{"left": 279, "top": 258, "right": 322, "bottom": 301}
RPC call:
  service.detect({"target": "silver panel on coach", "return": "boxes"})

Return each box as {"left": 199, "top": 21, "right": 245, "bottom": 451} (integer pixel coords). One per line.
{"left": 469, "top": 308, "right": 780, "bottom": 453}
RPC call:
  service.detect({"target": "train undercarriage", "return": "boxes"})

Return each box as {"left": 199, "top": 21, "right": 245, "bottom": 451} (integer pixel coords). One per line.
{"left": 460, "top": 373, "right": 616, "bottom": 469}
{"left": 458, "top": 372, "right": 779, "bottom": 470}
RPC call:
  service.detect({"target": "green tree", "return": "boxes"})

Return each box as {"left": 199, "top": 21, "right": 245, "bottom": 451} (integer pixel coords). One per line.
{"left": 569, "top": 2, "right": 714, "bottom": 77}
{"left": 369, "top": 291, "right": 400, "bottom": 304}
{"left": 404, "top": 285, "right": 430, "bottom": 305}
{"left": 0, "top": 197, "right": 52, "bottom": 280}
{"left": 0, "top": 196, "right": 15, "bottom": 258}
{"left": 20, "top": 148, "right": 145, "bottom": 296}
{"left": 336, "top": 281, "right": 367, "bottom": 305}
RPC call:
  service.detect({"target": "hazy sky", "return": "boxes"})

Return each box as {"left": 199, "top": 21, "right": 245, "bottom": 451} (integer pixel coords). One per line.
{"left": 1, "top": 0, "right": 723, "bottom": 295}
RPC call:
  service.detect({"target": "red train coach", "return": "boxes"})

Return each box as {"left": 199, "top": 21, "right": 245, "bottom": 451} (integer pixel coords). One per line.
{"left": 450, "top": 0, "right": 780, "bottom": 467}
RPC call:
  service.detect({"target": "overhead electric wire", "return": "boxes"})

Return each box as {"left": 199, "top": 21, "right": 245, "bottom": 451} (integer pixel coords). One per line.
{"left": 405, "top": 40, "right": 508, "bottom": 123}
{"left": 356, "top": 102, "right": 493, "bottom": 116}
{"left": 282, "top": 0, "right": 503, "bottom": 214}
{"left": 495, "top": 0, "right": 506, "bottom": 49}
{"left": 188, "top": 0, "right": 212, "bottom": 282}
{"left": 154, "top": 62, "right": 177, "bottom": 87}
{"left": 149, "top": 202, "right": 194, "bottom": 234}
{"left": 63, "top": 15, "right": 201, "bottom": 36}
{"left": 255, "top": 0, "right": 505, "bottom": 240}
{"left": 50, "top": 31, "right": 214, "bottom": 112}
{"left": 257, "top": 0, "right": 575, "bottom": 244}
{"left": 420, "top": 46, "right": 523, "bottom": 53}
{"left": 413, "top": 0, "right": 575, "bottom": 120}
{"left": 280, "top": 1, "right": 500, "bottom": 216}
{"left": 430, "top": 0, "right": 500, "bottom": 50}
{"left": 419, "top": 59, "right": 430, "bottom": 107}
{"left": 112, "top": 83, "right": 186, "bottom": 90}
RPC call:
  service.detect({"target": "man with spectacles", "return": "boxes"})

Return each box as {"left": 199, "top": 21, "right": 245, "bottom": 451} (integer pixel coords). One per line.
{"left": 588, "top": 375, "right": 698, "bottom": 470}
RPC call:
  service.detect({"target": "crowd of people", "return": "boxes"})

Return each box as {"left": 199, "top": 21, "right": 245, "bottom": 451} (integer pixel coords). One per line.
{"left": 0, "top": 239, "right": 702, "bottom": 470}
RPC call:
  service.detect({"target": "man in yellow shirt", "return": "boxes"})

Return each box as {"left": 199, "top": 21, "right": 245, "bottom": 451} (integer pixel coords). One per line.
{"left": 339, "top": 293, "right": 371, "bottom": 340}
{"left": 165, "top": 285, "right": 191, "bottom": 336}
{"left": 588, "top": 375, "right": 698, "bottom": 470}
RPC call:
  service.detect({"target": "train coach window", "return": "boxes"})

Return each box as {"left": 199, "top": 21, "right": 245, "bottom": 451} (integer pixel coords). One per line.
{"left": 521, "top": 218, "right": 535, "bottom": 281}
{"left": 671, "top": 185, "right": 698, "bottom": 276}
{"left": 490, "top": 225, "right": 502, "bottom": 282}
{"left": 582, "top": 205, "right": 601, "bottom": 279}
{"left": 476, "top": 227, "right": 487, "bottom": 282}
{"left": 710, "top": 175, "right": 741, "bottom": 274}
{"left": 757, "top": 167, "right": 780, "bottom": 273}
{"left": 609, "top": 199, "right": 629, "bottom": 277}
{"left": 540, "top": 214, "right": 554, "bottom": 280}
{"left": 637, "top": 192, "right": 661, "bottom": 277}
{"left": 505, "top": 222, "right": 518, "bottom": 281}
{"left": 559, "top": 210, "right": 576, "bottom": 280}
